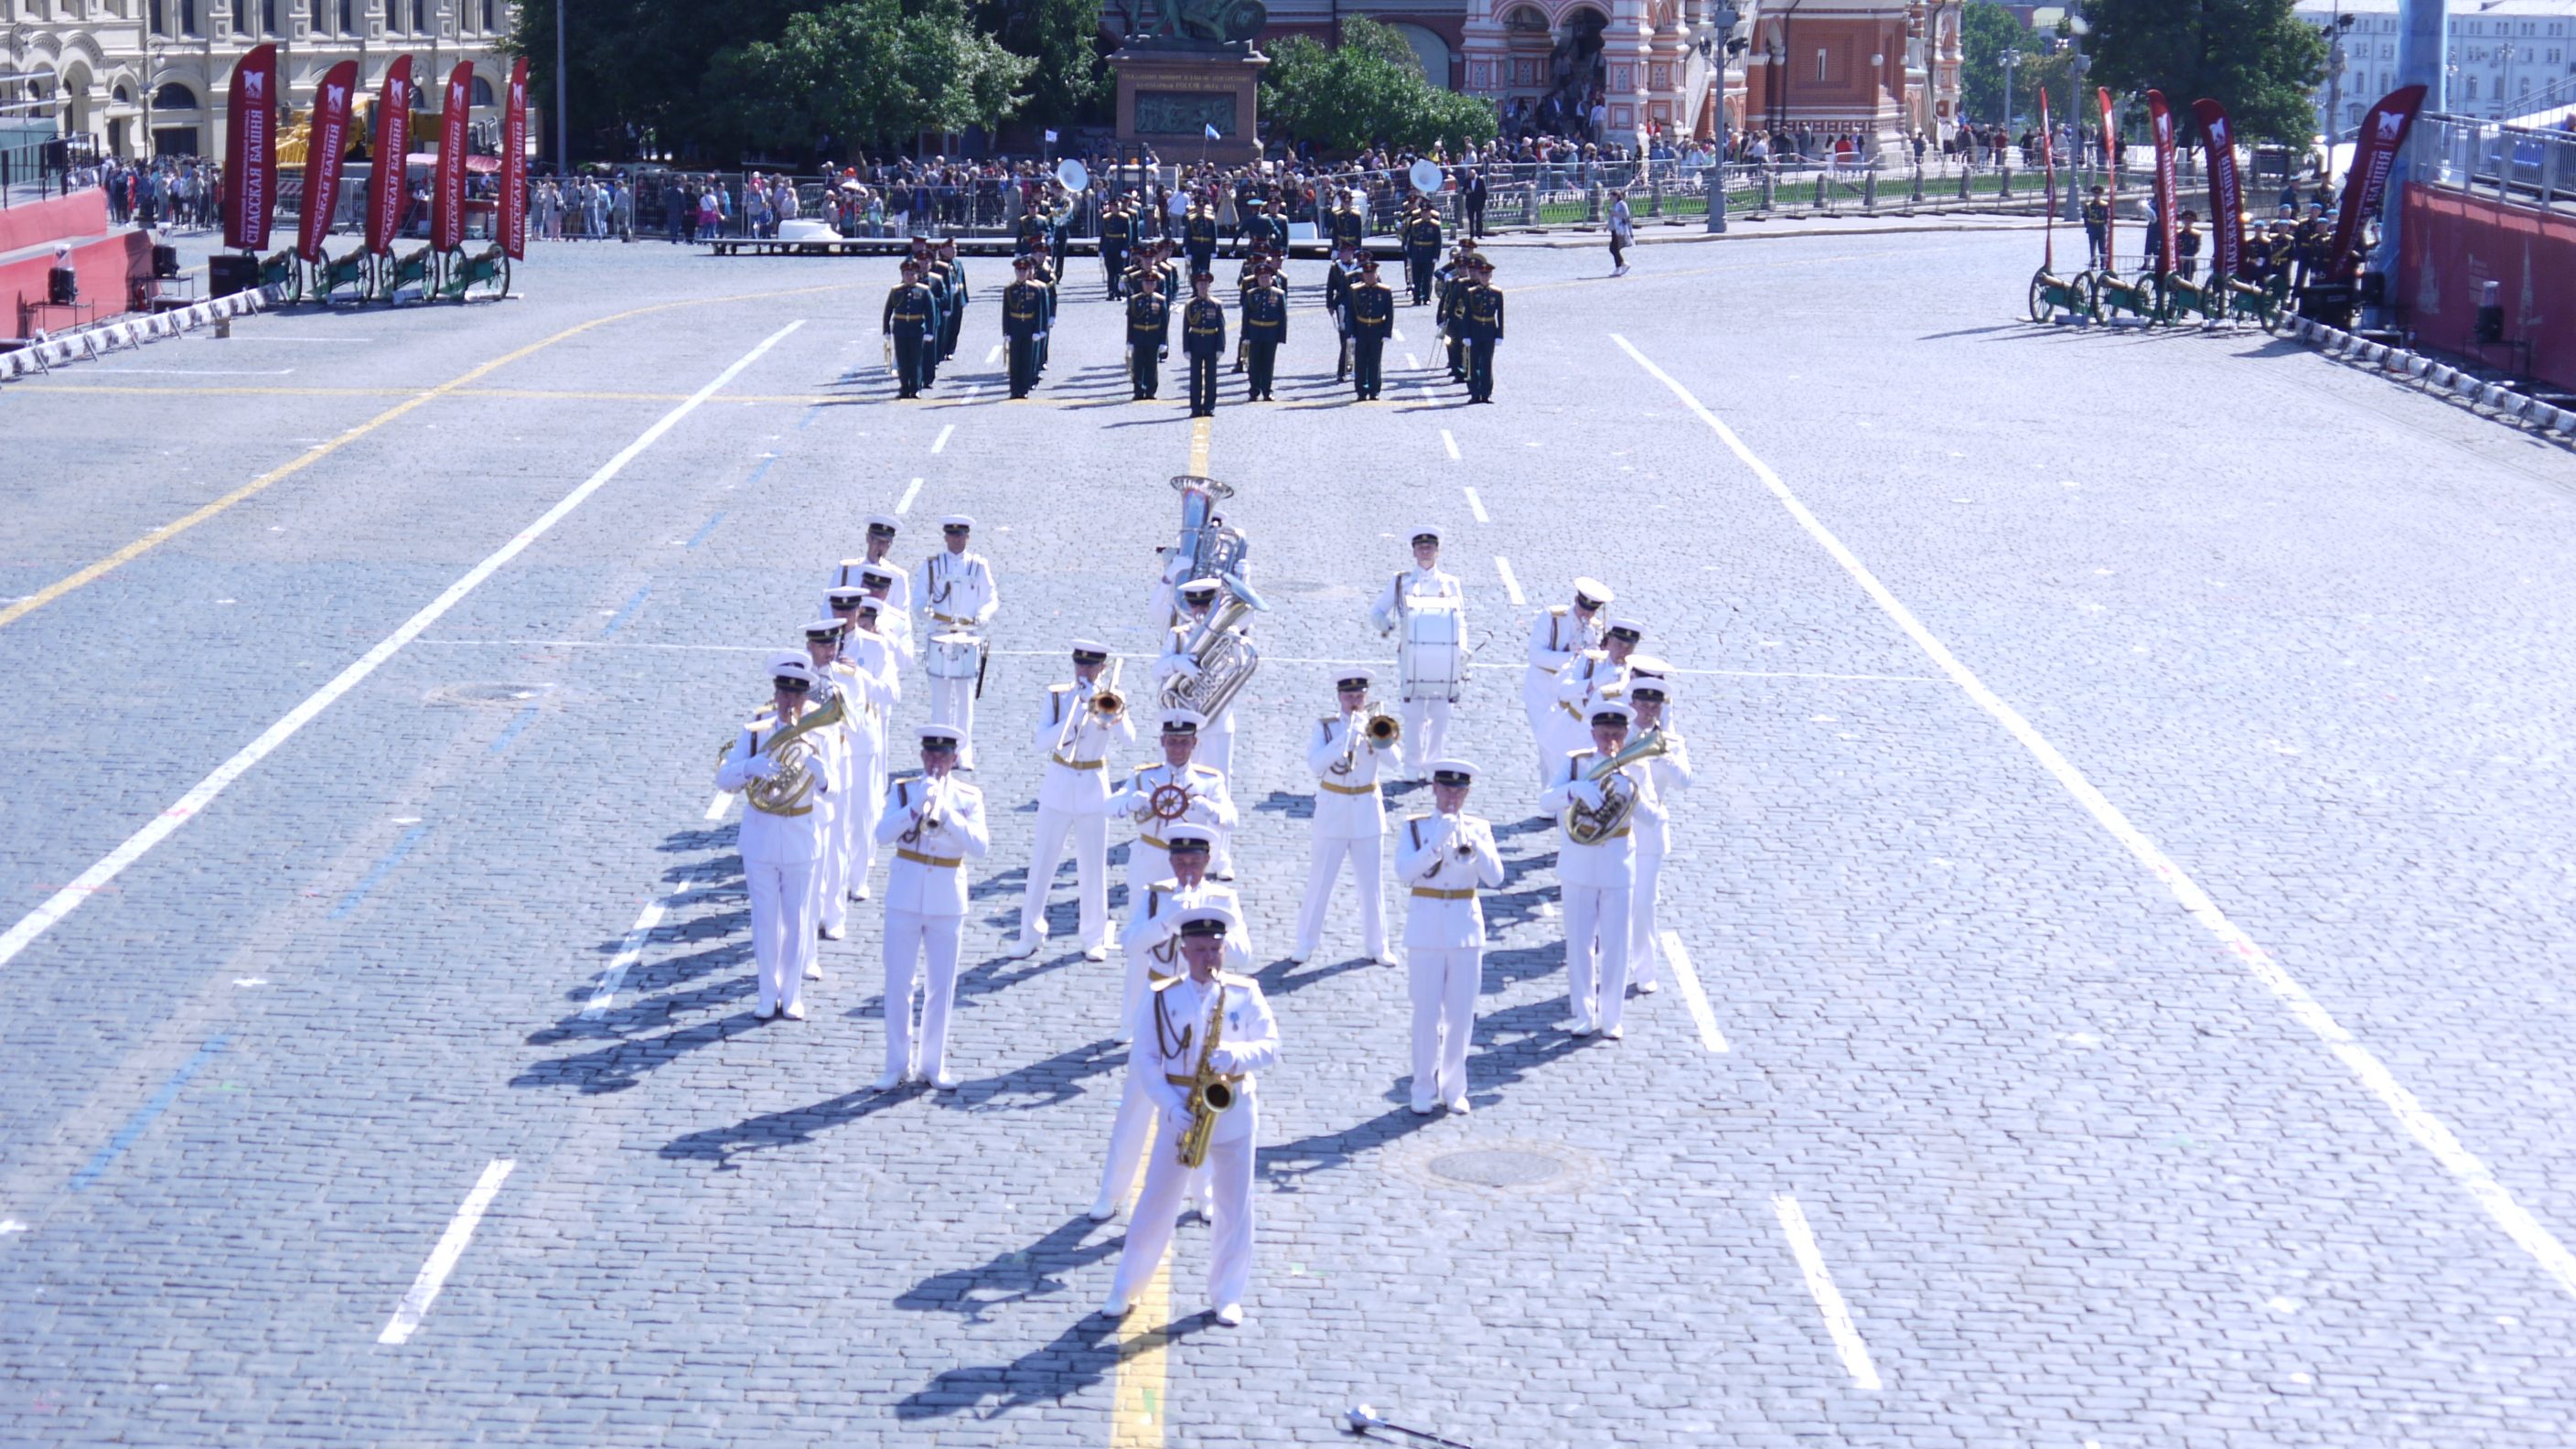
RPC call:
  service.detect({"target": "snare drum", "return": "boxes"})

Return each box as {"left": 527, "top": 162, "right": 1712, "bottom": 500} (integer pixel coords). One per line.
{"left": 928, "top": 631, "right": 982, "bottom": 681}
{"left": 1397, "top": 596, "right": 1464, "bottom": 703}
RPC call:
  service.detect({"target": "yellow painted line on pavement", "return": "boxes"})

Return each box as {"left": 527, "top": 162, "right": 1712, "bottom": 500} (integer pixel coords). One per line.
{"left": 1110, "top": 1117, "right": 1176, "bottom": 1449}
{"left": 0, "top": 282, "right": 853, "bottom": 634}
{"left": 1188, "top": 414, "right": 1211, "bottom": 475}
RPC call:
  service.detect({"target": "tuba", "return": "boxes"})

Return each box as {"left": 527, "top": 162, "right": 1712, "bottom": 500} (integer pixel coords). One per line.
{"left": 1159, "top": 573, "right": 1268, "bottom": 724}
{"left": 744, "top": 693, "right": 846, "bottom": 816}
{"left": 1560, "top": 729, "right": 1669, "bottom": 846}
{"left": 1168, "top": 474, "right": 1248, "bottom": 593}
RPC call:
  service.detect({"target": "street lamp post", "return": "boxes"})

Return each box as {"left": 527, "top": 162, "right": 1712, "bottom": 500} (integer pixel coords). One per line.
{"left": 2497, "top": 41, "right": 2516, "bottom": 119}
{"left": 2325, "top": 8, "right": 2354, "bottom": 145}
{"left": 2000, "top": 48, "right": 2020, "bottom": 130}
{"left": 553, "top": 0, "right": 567, "bottom": 168}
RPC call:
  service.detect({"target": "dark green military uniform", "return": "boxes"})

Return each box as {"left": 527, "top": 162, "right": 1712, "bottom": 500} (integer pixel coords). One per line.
{"left": 1181, "top": 288, "right": 1227, "bottom": 417}
{"left": 1127, "top": 288, "right": 1171, "bottom": 400}
{"left": 1403, "top": 210, "right": 1443, "bottom": 306}
{"left": 1001, "top": 268, "right": 1048, "bottom": 398}
{"left": 1240, "top": 274, "right": 1287, "bottom": 401}
{"left": 1458, "top": 266, "right": 1504, "bottom": 404}
{"left": 882, "top": 268, "right": 941, "bottom": 399}
{"left": 1348, "top": 267, "right": 1395, "bottom": 401}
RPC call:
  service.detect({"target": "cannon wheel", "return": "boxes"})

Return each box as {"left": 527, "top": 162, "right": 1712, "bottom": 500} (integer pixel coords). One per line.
{"left": 2066, "top": 270, "right": 2098, "bottom": 322}
{"left": 490, "top": 254, "right": 512, "bottom": 300}
{"left": 2258, "top": 292, "right": 2289, "bottom": 335}
{"left": 2028, "top": 266, "right": 2055, "bottom": 324}
{"left": 363, "top": 251, "right": 384, "bottom": 303}
{"left": 2084, "top": 270, "right": 2110, "bottom": 320}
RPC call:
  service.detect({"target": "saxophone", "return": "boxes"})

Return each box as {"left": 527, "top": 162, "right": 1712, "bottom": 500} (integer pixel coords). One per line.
{"left": 1174, "top": 983, "right": 1235, "bottom": 1169}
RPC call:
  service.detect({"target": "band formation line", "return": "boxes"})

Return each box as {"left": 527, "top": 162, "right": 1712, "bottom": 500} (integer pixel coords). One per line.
{"left": 882, "top": 187, "right": 1507, "bottom": 409}
{"left": 712, "top": 473, "right": 1692, "bottom": 1329}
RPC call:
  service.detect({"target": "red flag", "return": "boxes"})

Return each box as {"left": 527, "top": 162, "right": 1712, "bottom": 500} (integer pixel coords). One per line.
{"left": 295, "top": 60, "right": 360, "bottom": 263}
{"left": 2146, "top": 90, "right": 2177, "bottom": 279}
{"left": 222, "top": 43, "right": 280, "bottom": 252}
{"left": 2038, "top": 90, "right": 2056, "bottom": 274}
{"left": 500, "top": 58, "right": 530, "bottom": 261}
{"left": 366, "top": 56, "right": 414, "bottom": 255}
{"left": 2192, "top": 98, "right": 2245, "bottom": 281}
{"left": 2326, "top": 84, "right": 2429, "bottom": 282}
{"left": 2096, "top": 86, "right": 2118, "bottom": 272}
{"left": 430, "top": 62, "right": 474, "bottom": 252}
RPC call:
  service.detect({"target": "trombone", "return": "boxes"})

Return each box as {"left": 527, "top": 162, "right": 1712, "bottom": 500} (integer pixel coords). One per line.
{"left": 1053, "top": 658, "right": 1125, "bottom": 758}
{"left": 1332, "top": 702, "right": 1402, "bottom": 777}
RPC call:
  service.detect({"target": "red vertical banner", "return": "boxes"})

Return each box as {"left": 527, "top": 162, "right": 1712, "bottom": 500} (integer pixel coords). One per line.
{"left": 429, "top": 61, "right": 474, "bottom": 252}
{"left": 222, "top": 43, "right": 280, "bottom": 252}
{"left": 2326, "top": 83, "right": 2429, "bottom": 280}
{"left": 499, "top": 58, "right": 530, "bottom": 261}
{"left": 295, "top": 60, "right": 361, "bottom": 263}
{"left": 366, "top": 56, "right": 415, "bottom": 255}
{"left": 2096, "top": 86, "right": 2118, "bottom": 273}
{"left": 2193, "top": 98, "right": 2244, "bottom": 280}
{"left": 2038, "top": 90, "right": 2055, "bottom": 273}
{"left": 2146, "top": 90, "right": 2177, "bottom": 279}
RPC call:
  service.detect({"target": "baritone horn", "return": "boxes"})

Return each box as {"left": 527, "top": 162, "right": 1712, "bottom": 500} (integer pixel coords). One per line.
{"left": 1559, "top": 728, "right": 1669, "bottom": 846}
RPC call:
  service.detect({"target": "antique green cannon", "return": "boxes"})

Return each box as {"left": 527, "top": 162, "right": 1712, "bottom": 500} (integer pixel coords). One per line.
{"left": 432, "top": 243, "right": 511, "bottom": 303}
{"left": 2088, "top": 268, "right": 2167, "bottom": 324}
{"left": 2223, "top": 273, "right": 2292, "bottom": 332}
{"left": 259, "top": 248, "right": 303, "bottom": 303}
{"left": 308, "top": 246, "right": 371, "bottom": 304}
{"left": 376, "top": 244, "right": 435, "bottom": 302}
{"left": 2027, "top": 266, "right": 2097, "bottom": 324}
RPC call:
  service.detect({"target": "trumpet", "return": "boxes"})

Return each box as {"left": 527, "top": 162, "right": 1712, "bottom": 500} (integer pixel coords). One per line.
{"left": 897, "top": 774, "right": 948, "bottom": 846}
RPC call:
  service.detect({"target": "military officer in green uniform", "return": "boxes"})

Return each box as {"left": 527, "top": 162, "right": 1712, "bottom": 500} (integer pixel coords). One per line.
{"left": 1181, "top": 270, "right": 1227, "bottom": 418}
{"left": 882, "top": 257, "right": 942, "bottom": 400}
{"left": 1329, "top": 188, "right": 1367, "bottom": 253}
{"left": 1458, "top": 257, "right": 1504, "bottom": 404}
{"left": 1185, "top": 197, "right": 1220, "bottom": 280}
{"left": 2082, "top": 187, "right": 2110, "bottom": 269}
{"left": 933, "top": 237, "right": 969, "bottom": 366}
{"left": 1002, "top": 255, "right": 1049, "bottom": 399}
{"left": 1127, "top": 272, "right": 1172, "bottom": 401}
{"left": 1347, "top": 256, "right": 1395, "bottom": 402}
{"left": 1101, "top": 194, "right": 1133, "bottom": 298}
{"left": 1241, "top": 199, "right": 1285, "bottom": 259}
{"left": 1402, "top": 200, "right": 1443, "bottom": 306}
{"left": 1240, "top": 258, "right": 1288, "bottom": 402}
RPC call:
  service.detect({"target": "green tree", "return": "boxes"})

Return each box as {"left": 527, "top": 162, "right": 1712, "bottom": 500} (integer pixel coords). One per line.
{"left": 2078, "top": 0, "right": 2328, "bottom": 143}
{"left": 1261, "top": 19, "right": 1497, "bottom": 153}
{"left": 1959, "top": 3, "right": 2048, "bottom": 126}
{"left": 706, "top": 0, "right": 1034, "bottom": 156}
{"left": 971, "top": 0, "right": 1107, "bottom": 126}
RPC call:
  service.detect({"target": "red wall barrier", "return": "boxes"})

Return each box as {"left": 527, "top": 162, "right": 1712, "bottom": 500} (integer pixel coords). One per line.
{"left": 2400, "top": 181, "right": 2576, "bottom": 393}
{"left": 1, "top": 232, "right": 152, "bottom": 338}
{"left": 0, "top": 189, "right": 112, "bottom": 256}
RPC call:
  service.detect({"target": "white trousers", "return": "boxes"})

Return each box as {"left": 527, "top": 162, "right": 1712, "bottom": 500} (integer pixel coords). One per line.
{"left": 1109, "top": 1111, "right": 1256, "bottom": 1313}
{"left": 1096, "top": 1073, "right": 1211, "bottom": 1215}
{"left": 817, "top": 787, "right": 850, "bottom": 935}
{"left": 1521, "top": 676, "right": 1558, "bottom": 787}
{"left": 1398, "top": 696, "right": 1454, "bottom": 774}
{"left": 1408, "top": 946, "right": 1481, "bottom": 1107}
{"left": 1197, "top": 712, "right": 1235, "bottom": 780}
{"left": 846, "top": 745, "right": 886, "bottom": 897}
{"left": 1562, "top": 883, "right": 1633, "bottom": 1030}
{"left": 745, "top": 857, "right": 818, "bottom": 1016}
{"left": 1017, "top": 807, "right": 1110, "bottom": 950}
{"left": 928, "top": 676, "right": 978, "bottom": 764}
{"left": 883, "top": 907, "right": 963, "bottom": 1078}
{"left": 1628, "top": 846, "right": 1665, "bottom": 988}
{"left": 1293, "top": 832, "right": 1387, "bottom": 959}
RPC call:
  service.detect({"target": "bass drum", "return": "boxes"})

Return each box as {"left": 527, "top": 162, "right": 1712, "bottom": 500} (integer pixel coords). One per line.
{"left": 927, "top": 631, "right": 983, "bottom": 681}
{"left": 1397, "top": 596, "right": 1464, "bottom": 703}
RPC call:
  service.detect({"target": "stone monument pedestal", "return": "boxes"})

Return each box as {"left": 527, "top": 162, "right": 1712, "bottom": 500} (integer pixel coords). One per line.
{"left": 1112, "top": 43, "right": 1269, "bottom": 166}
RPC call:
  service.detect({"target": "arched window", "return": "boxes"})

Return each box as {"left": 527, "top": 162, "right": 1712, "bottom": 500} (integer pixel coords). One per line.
{"left": 469, "top": 75, "right": 496, "bottom": 106}
{"left": 154, "top": 81, "right": 200, "bottom": 110}
{"left": 1504, "top": 5, "right": 1548, "bottom": 30}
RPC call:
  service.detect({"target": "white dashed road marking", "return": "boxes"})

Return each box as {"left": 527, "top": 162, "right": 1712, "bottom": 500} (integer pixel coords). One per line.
{"left": 1654, "top": 930, "right": 1727, "bottom": 1052}
{"left": 896, "top": 477, "right": 922, "bottom": 513}
{"left": 1774, "top": 1193, "right": 1883, "bottom": 1390}
{"left": 1441, "top": 428, "right": 1461, "bottom": 462}
{"left": 1616, "top": 330, "right": 2576, "bottom": 1304}
{"left": 379, "top": 1159, "right": 515, "bottom": 1346}
{"left": 930, "top": 424, "right": 954, "bottom": 454}
{"left": 1462, "top": 486, "right": 1487, "bottom": 523}
{"left": 1492, "top": 555, "right": 1525, "bottom": 606}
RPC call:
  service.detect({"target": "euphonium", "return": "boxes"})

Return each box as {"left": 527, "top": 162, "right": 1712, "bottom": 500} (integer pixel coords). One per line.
{"left": 1175, "top": 984, "right": 1234, "bottom": 1169}
{"left": 745, "top": 692, "right": 846, "bottom": 817}
{"left": 1559, "top": 728, "right": 1669, "bottom": 846}
{"left": 1158, "top": 574, "right": 1268, "bottom": 723}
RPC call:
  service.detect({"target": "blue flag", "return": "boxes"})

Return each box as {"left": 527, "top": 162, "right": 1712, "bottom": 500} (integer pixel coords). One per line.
{"left": 1204, "top": 123, "right": 1220, "bottom": 140}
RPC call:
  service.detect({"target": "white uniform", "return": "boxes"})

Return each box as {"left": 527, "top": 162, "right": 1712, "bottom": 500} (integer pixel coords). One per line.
{"left": 1370, "top": 565, "right": 1465, "bottom": 772}
{"left": 1292, "top": 714, "right": 1391, "bottom": 961}
{"left": 1014, "top": 681, "right": 1136, "bottom": 952}
{"left": 1097, "top": 880, "right": 1251, "bottom": 1212}
{"left": 1110, "top": 760, "right": 1240, "bottom": 894}
{"left": 1523, "top": 605, "right": 1603, "bottom": 785}
{"left": 1154, "top": 620, "right": 1243, "bottom": 779}
{"left": 1548, "top": 651, "right": 1631, "bottom": 780}
{"left": 1394, "top": 810, "right": 1504, "bottom": 1109}
{"left": 873, "top": 773, "right": 993, "bottom": 1080}
{"left": 832, "top": 632, "right": 904, "bottom": 898}
{"left": 1626, "top": 729, "right": 1693, "bottom": 990}
{"left": 1538, "top": 746, "right": 1644, "bottom": 1034}
{"left": 1105, "top": 971, "right": 1282, "bottom": 1314}
{"left": 716, "top": 717, "right": 838, "bottom": 1016}
{"left": 820, "top": 649, "right": 899, "bottom": 937}
{"left": 915, "top": 550, "right": 998, "bottom": 761}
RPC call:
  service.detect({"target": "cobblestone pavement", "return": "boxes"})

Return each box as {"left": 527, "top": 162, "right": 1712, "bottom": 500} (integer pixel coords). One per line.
{"left": 2, "top": 230, "right": 2573, "bottom": 1448}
